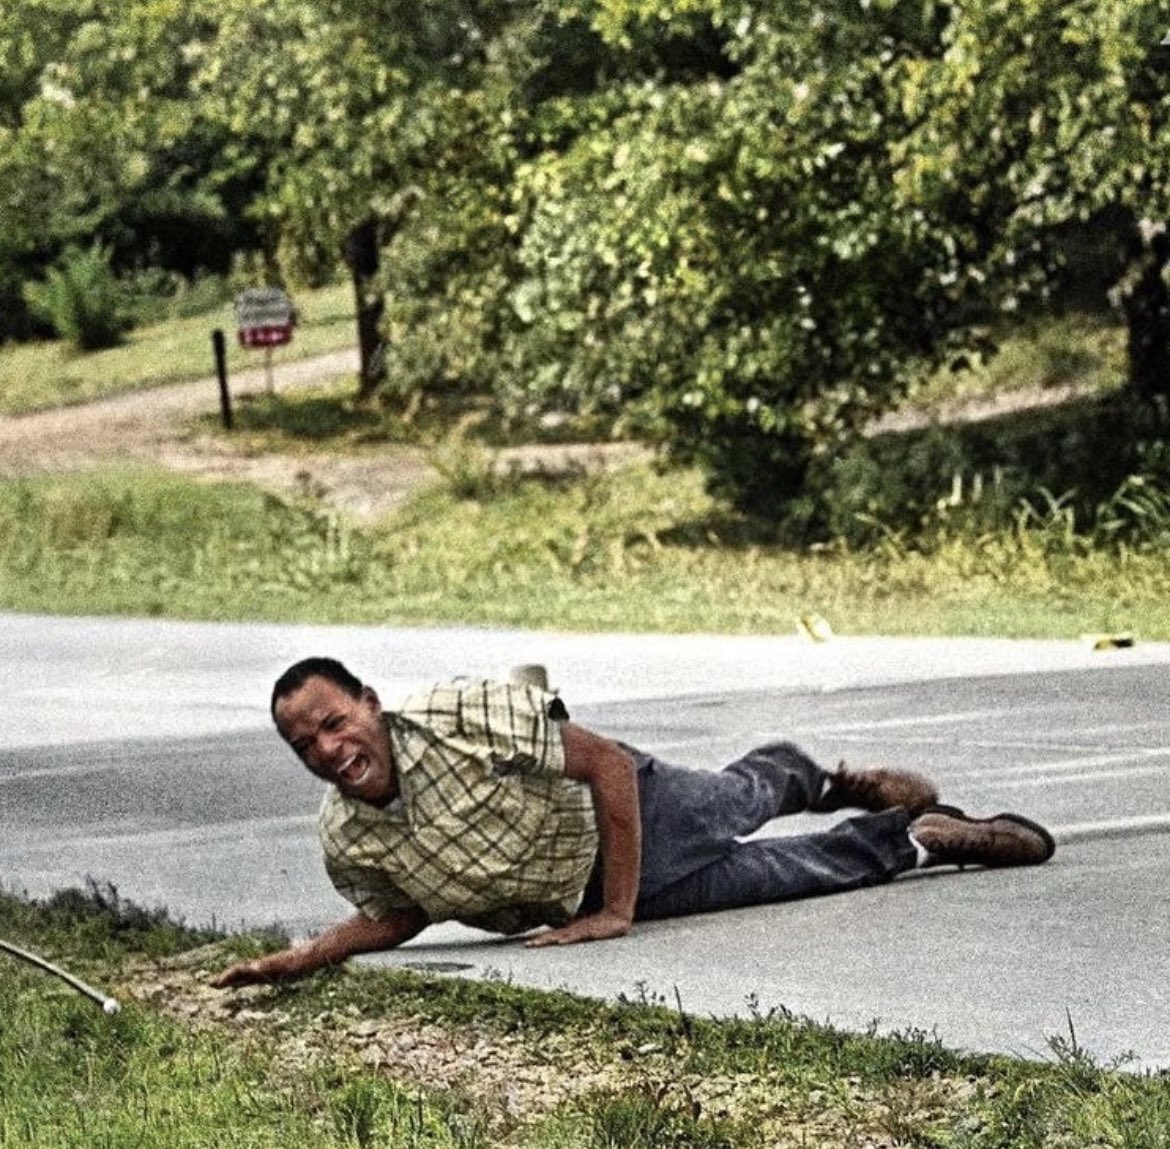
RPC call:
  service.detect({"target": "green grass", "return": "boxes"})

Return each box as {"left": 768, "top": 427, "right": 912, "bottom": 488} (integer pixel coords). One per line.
{"left": 0, "top": 282, "right": 356, "bottom": 415}
{"left": 0, "top": 307, "right": 1160, "bottom": 639}
{"left": 909, "top": 312, "right": 1126, "bottom": 410}
{"left": 4, "top": 885, "right": 1170, "bottom": 1148}
{"left": 0, "top": 888, "right": 487, "bottom": 1149}
{"left": 0, "top": 460, "right": 1167, "bottom": 638}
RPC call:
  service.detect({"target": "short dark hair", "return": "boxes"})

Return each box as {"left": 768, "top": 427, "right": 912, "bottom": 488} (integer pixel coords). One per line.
{"left": 271, "top": 657, "right": 364, "bottom": 718}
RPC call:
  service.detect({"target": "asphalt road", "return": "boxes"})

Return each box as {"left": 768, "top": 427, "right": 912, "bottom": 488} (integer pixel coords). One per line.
{"left": 3, "top": 613, "right": 1168, "bottom": 1069}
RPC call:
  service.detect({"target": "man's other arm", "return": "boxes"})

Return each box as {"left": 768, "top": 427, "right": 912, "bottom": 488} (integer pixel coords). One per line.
{"left": 526, "top": 722, "right": 641, "bottom": 947}
{"left": 211, "top": 907, "right": 427, "bottom": 986}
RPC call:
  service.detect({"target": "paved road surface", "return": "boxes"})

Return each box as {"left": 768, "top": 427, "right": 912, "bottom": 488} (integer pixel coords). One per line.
{"left": 3, "top": 613, "right": 1168, "bottom": 1068}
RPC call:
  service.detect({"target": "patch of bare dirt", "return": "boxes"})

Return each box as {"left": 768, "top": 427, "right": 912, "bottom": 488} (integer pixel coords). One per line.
{"left": 868, "top": 381, "right": 1102, "bottom": 434}
{"left": 123, "top": 943, "right": 685, "bottom": 1130}
{"left": 123, "top": 943, "right": 964, "bottom": 1144}
{"left": 0, "top": 350, "right": 642, "bottom": 522}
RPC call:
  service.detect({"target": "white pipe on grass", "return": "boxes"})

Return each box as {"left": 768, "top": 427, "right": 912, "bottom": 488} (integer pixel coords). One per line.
{"left": 0, "top": 937, "right": 121, "bottom": 1014}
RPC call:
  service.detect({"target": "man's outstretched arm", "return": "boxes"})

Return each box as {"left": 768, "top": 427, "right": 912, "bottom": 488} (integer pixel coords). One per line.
{"left": 211, "top": 906, "right": 428, "bottom": 986}
{"left": 526, "top": 721, "right": 641, "bottom": 947}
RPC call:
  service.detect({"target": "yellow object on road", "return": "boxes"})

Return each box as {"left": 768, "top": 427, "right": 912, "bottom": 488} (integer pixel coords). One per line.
{"left": 797, "top": 613, "right": 834, "bottom": 643}
{"left": 1082, "top": 632, "right": 1136, "bottom": 650}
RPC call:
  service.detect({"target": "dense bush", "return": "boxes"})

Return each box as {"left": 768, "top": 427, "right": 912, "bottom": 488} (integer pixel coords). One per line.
{"left": 23, "top": 245, "right": 129, "bottom": 352}
{"left": 812, "top": 394, "right": 1170, "bottom": 548}
{"left": 372, "top": 1, "right": 1166, "bottom": 518}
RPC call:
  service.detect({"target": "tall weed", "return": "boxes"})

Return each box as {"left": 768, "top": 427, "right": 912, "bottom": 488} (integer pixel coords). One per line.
{"left": 23, "top": 244, "right": 129, "bottom": 351}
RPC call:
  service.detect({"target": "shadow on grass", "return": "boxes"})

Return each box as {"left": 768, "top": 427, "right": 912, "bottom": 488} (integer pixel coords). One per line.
{"left": 229, "top": 393, "right": 402, "bottom": 444}
{"left": 204, "top": 368, "right": 1168, "bottom": 552}
{"left": 822, "top": 390, "right": 1169, "bottom": 539}
{"left": 659, "top": 389, "right": 1169, "bottom": 550}
{"left": 208, "top": 386, "right": 619, "bottom": 452}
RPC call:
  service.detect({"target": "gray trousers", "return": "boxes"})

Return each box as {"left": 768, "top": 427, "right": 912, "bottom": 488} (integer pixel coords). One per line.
{"left": 581, "top": 741, "right": 918, "bottom": 920}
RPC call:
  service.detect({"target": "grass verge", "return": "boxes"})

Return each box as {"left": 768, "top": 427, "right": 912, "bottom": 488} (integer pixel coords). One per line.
{"left": 3, "top": 885, "right": 1169, "bottom": 1148}
{"left": 0, "top": 460, "right": 1166, "bottom": 638}
{"left": 0, "top": 282, "right": 355, "bottom": 415}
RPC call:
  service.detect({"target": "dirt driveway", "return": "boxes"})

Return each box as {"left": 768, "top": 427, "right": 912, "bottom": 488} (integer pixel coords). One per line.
{"left": 0, "top": 350, "right": 644, "bottom": 522}
{"left": 0, "top": 349, "right": 436, "bottom": 521}
{"left": 3, "top": 345, "right": 1076, "bottom": 524}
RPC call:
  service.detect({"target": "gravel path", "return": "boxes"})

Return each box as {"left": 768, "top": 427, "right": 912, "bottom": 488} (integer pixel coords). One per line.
{"left": 2, "top": 345, "right": 1079, "bottom": 523}
{"left": 0, "top": 348, "right": 644, "bottom": 522}
{"left": 0, "top": 349, "right": 436, "bottom": 522}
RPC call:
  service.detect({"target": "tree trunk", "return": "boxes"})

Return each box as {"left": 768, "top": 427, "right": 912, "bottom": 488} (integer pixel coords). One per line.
{"left": 346, "top": 219, "right": 386, "bottom": 399}
{"left": 1116, "top": 221, "right": 1170, "bottom": 404}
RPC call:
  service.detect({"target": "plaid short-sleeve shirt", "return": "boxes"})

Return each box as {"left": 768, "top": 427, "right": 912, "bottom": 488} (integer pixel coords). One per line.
{"left": 318, "top": 680, "right": 599, "bottom": 935}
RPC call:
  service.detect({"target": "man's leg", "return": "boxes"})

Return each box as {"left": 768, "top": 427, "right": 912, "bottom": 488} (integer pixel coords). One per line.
{"left": 578, "top": 743, "right": 831, "bottom": 915}
{"left": 632, "top": 742, "right": 833, "bottom": 899}
{"left": 580, "top": 748, "right": 935, "bottom": 917}
{"left": 635, "top": 810, "right": 918, "bottom": 920}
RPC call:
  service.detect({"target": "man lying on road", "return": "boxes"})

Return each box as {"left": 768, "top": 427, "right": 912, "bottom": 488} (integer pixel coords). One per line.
{"left": 213, "top": 656, "right": 1055, "bottom": 986}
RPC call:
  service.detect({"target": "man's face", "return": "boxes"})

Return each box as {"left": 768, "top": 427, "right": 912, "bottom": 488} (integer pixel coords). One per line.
{"left": 274, "top": 675, "right": 395, "bottom": 805}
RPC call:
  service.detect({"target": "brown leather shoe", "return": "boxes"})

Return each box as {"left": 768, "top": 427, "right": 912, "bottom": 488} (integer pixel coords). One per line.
{"left": 910, "top": 806, "right": 1056, "bottom": 868}
{"left": 813, "top": 763, "right": 939, "bottom": 815}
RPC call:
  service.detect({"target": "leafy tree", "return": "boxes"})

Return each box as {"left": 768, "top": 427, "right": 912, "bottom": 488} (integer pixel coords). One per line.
{"left": 485, "top": 0, "right": 1170, "bottom": 520}
{"left": 0, "top": 0, "right": 254, "bottom": 340}
{"left": 193, "top": 0, "right": 523, "bottom": 396}
{"left": 889, "top": 0, "right": 1169, "bottom": 388}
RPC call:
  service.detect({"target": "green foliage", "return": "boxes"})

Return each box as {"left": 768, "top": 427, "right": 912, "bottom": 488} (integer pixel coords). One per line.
{"left": 0, "top": 0, "right": 258, "bottom": 341}
{"left": 23, "top": 244, "right": 128, "bottom": 350}
{"left": 813, "top": 392, "right": 1170, "bottom": 548}
{"left": 370, "top": 0, "right": 1169, "bottom": 516}
{"left": 499, "top": 8, "right": 961, "bottom": 516}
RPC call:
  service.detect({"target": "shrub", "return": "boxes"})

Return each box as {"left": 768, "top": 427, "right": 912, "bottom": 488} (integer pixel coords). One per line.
{"left": 809, "top": 393, "right": 1164, "bottom": 547}
{"left": 23, "top": 244, "right": 130, "bottom": 351}
{"left": 122, "top": 267, "right": 234, "bottom": 326}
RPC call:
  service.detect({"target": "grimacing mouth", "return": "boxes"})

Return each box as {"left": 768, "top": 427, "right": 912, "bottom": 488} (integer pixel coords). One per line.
{"left": 337, "top": 751, "right": 372, "bottom": 787}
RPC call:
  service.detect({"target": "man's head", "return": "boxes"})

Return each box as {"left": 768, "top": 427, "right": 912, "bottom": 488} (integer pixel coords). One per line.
{"left": 271, "top": 657, "right": 395, "bottom": 806}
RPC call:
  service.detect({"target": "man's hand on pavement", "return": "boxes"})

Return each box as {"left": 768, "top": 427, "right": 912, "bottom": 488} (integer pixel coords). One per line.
{"left": 524, "top": 910, "right": 632, "bottom": 947}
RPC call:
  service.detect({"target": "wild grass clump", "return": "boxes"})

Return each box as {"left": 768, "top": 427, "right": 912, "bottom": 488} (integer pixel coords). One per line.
{"left": 0, "top": 886, "right": 487, "bottom": 1149}
{"left": 911, "top": 312, "right": 1125, "bottom": 409}
{"left": 813, "top": 391, "right": 1170, "bottom": 549}
{"left": 2, "top": 459, "right": 1170, "bottom": 637}
{"left": 0, "top": 974, "right": 489, "bottom": 1149}
{"left": 23, "top": 879, "right": 221, "bottom": 963}
{"left": 0, "top": 467, "right": 372, "bottom": 619}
